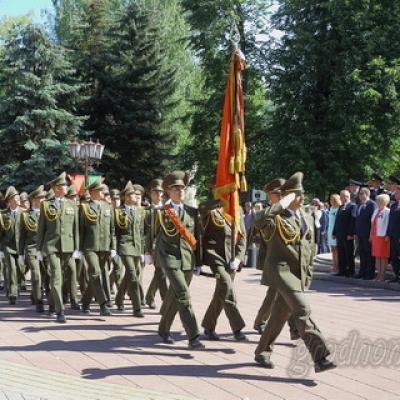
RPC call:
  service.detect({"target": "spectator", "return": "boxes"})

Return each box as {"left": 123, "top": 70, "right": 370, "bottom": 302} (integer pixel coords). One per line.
{"left": 354, "top": 187, "right": 377, "bottom": 279}
{"left": 348, "top": 179, "right": 362, "bottom": 204}
{"left": 386, "top": 184, "right": 400, "bottom": 283}
{"left": 368, "top": 173, "right": 385, "bottom": 201}
{"left": 311, "top": 198, "right": 322, "bottom": 252}
{"left": 254, "top": 202, "right": 263, "bottom": 212}
{"left": 332, "top": 190, "right": 356, "bottom": 277}
{"left": 243, "top": 201, "right": 255, "bottom": 237}
{"left": 370, "top": 194, "right": 390, "bottom": 282}
{"left": 318, "top": 202, "right": 329, "bottom": 254}
{"left": 327, "top": 194, "right": 341, "bottom": 272}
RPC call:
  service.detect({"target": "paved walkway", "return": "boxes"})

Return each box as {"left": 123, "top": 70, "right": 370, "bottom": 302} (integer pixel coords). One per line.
{"left": 1, "top": 267, "right": 400, "bottom": 400}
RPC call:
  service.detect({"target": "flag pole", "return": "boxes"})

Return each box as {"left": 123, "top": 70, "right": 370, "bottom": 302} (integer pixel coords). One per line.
{"left": 230, "top": 20, "right": 240, "bottom": 266}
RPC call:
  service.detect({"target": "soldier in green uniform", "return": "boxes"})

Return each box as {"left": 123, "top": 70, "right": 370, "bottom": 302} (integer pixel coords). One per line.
{"left": 199, "top": 196, "right": 247, "bottom": 341}
{"left": 156, "top": 171, "right": 204, "bottom": 349}
{"left": 79, "top": 178, "right": 116, "bottom": 316}
{"left": 252, "top": 178, "right": 285, "bottom": 334}
{"left": 109, "top": 189, "right": 124, "bottom": 293}
{"left": 144, "top": 178, "right": 168, "bottom": 309}
{"left": 114, "top": 181, "right": 145, "bottom": 316}
{"left": 0, "top": 186, "right": 23, "bottom": 304}
{"left": 253, "top": 172, "right": 336, "bottom": 373}
{"left": 37, "top": 172, "right": 80, "bottom": 322}
{"left": 19, "top": 185, "right": 47, "bottom": 312}
{"left": 60, "top": 185, "right": 81, "bottom": 310}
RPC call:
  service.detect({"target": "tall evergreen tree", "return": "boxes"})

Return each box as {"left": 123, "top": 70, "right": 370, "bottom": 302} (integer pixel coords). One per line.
{"left": 97, "top": 0, "right": 178, "bottom": 185}
{"left": 0, "top": 23, "right": 86, "bottom": 190}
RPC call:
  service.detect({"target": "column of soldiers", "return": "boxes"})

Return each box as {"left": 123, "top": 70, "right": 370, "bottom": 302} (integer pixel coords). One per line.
{"left": 0, "top": 169, "right": 336, "bottom": 373}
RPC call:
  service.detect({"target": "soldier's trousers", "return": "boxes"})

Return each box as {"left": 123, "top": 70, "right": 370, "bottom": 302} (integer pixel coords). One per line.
{"left": 202, "top": 266, "right": 245, "bottom": 333}
{"left": 255, "top": 289, "right": 330, "bottom": 362}
{"left": 0, "top": 258, "right": 4, "bottom": 286}
{"left": 254, "top": 286, "right": 278, "bottom": 329}
{"left": 25, "top": 254, "right": 42, "bottom": 305}
{"left": 115, "top": 255, "right": 142, "bottom": 310}
{"left": 158, "top": 268, "right": 199, "bottom": 340}
{"left": 81, "top": 251, "right": 110, "bottom": 306}
{"left": 254, "top": 286, "right": 299, "bottom": 337}
{"left": 5, "top": 253, "right": 18, "bottom": 298}
{"left": 62, "top": 258, "right": 78, "bottom": 304}
{"left": 77, "top": 258, "right": 89, "bottom": 294}
{"left": 41, "top": 259, "right": 51, "bottom": 300}
{"left": 138, "top": 259, "right": 145, "bottom": 304}
{"left": 145, "top": 264, "right": 168, "bottom": 305}
{"left": 110, "top": 257, "right": 124, "bottom": 292}
{"left": 47, "top": 252, "right": 73, "bottom": 313}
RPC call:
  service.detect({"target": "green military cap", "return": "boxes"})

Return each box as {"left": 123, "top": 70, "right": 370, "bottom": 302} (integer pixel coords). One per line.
{"left": 264, "top": 178, "right": 286, "bottom": 193}
{"left": 20, "top": 191, "right": 29, "bottom": 201}
{"left": 371, "top": 173, "right": 383, "bottom": 182}
{"left": 66, "top": 185, "right": 78, "bottom": 198}
{"left": 349, "top": 178, "right": 362, "bottom": 186}
{"left": 110, "top": 189, "right": 120, "bottom": 199}
{"left": 121, "top": 180, "right": 135, "bottom": 196}
{"left": 280, "top": 172, "right": 304, "bottom": 193}
{"left": 199, "top": 199, "right": 222, "bottom": 211}
{"left": 80, "top": 191, "right": 91, "bottom": 202}
{"left": 4, "top": 186, "right": 19, "bottom": 202}
{"left": 45, "top": 188, "right": 55, "bottom": 200}
{"left": 48, "top": 171, "right": 68, "bottom": 187}
{"left": 147, "top": 178, "right": 163, "bottom": 192}
{"left": 29, "top": 185, "right": 46, "bottom": 199}
{"left": 87, "top": 177, "right": 107, "bottom": 192}
{"left": 388, "top": 174, "right": 400, "bottom": 185}
{"left": 133, "top": 184, "right": 145, "bottom": 196}
{"left": 163, "top": 170, "right": 188, "bottom": 190}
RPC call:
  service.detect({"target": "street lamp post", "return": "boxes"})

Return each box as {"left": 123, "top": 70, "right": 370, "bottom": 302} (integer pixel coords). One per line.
{"left": 69, "top": 138, "right": 105, "bottom": 186}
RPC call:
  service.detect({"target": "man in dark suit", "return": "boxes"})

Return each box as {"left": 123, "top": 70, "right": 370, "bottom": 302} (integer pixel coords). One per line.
{"left": 354, "top": 188, "right": 376, "bottom": 279}
{"left": 386, "top": 184, "right": 400, "bottom": 283}
{"left": 333, "top": 190, "right": 357, "bottom": 277}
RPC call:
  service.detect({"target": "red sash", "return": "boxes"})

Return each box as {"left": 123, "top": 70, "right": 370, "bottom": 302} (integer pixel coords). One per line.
{"left": 164, "top": 204, "right": 197, "bottom": 250}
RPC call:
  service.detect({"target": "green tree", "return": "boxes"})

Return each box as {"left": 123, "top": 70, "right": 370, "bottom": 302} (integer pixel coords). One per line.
{"left": 0, "top": 23, "right": 86, "bottom": 190}
{"left": 98, "top": 0, "right": 179, "bottom": 185}
{"left": 181, "top": 0, "right": 274, "bottom": 192}
{"left": 266, "top": 0, "right": 400, "bottom": 196}
{"left": 52, "top": 0, "right": 194, "bottom": 185}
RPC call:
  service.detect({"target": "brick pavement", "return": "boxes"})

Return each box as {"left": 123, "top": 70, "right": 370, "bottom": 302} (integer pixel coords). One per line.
{"left": 0, "top": 267, "right": 400, "bottom": 400}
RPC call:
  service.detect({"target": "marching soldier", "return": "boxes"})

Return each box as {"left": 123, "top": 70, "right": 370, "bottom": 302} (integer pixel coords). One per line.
{"left": 254, "top": 172, "right": 336, "bottom": 373}
{"left": 109, "top": 189, "right": 124, "bottom": 292}
{"left": 19, "top": 185, "right": 47, "bottom": 312}
{"left": 144, "top": 178, "right": 168, "bottom": 309}
{"left": 0, "top": 186, "right": 23, "bottom": 304}
{"left": 61, "top": 185, "right": 81, "bottom": 310}
{"left": 156, "top": 171, "right": 204, "bottom": 349}
{"left": 199, "top": 197, "right": 247, "bottom": 341}
{"left": 79, "top": 178, "right": 116, "bottom": 316}
{"left": 114, "top": 181, "right": 145, "bottom": 317}
{"left": 19, "top": 192, "right": 30, "bottom": 210}
{"left": 252, "top": 178, "right": 285, "bottom": 334}
{"left": 37, "top": 172, "right": 80, "bottom": 322}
